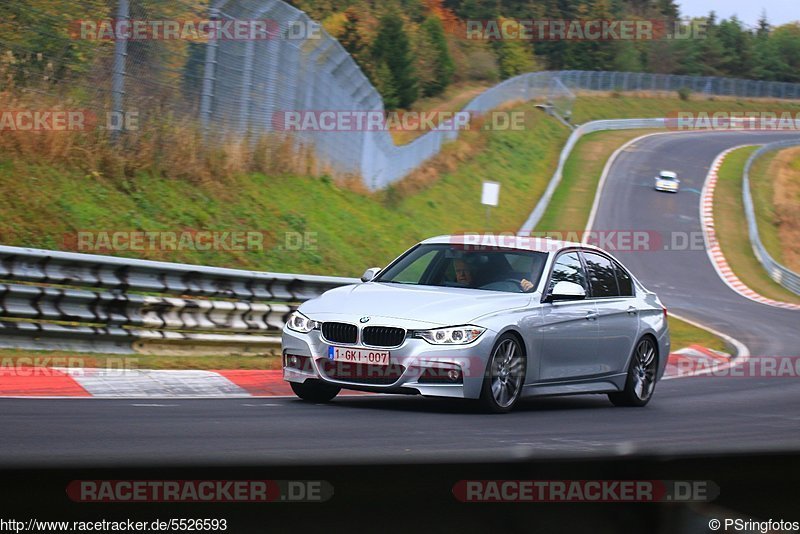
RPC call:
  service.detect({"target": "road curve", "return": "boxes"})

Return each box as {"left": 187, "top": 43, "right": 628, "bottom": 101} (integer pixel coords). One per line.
{"left": 1, "top": 131, "right": 800, "bottom": 466}
{"left": 590, "top": 130, "right": 800, "bottom": 357}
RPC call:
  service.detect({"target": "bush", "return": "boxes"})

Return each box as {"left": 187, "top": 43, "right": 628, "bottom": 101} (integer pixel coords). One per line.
{"left": 678, "top": 87, "right": 692, "bottom": 101}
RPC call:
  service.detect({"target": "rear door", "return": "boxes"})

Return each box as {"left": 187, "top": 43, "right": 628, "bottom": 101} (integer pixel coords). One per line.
{"left": 581, "top": 251, "right": 640, "bottom": 374}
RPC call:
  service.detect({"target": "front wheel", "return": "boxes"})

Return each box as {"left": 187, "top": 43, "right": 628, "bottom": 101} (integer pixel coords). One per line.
{"left": 608, "top": 337, "right": 658, "bottom": 407}
{"left": 290, "top": 380, "right": 341, "bottom": 403}
{"left": 478, "top": 334, "right": 526, "bottom": 413}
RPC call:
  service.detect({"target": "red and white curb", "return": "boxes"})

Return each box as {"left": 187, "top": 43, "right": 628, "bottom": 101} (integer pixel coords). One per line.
{"left": 701, "top": 147, "right": 800, "bottom": 311}
{"left": 0, "top": 346, "right": 733, "bottom": 397}
{"left": 0, "top": 368, "right": 365, "bottom": 398}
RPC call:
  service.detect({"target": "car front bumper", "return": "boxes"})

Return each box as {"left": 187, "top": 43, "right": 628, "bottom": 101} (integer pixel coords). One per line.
{"left": 282, "top": 327, "right": 497, "bottom": 399}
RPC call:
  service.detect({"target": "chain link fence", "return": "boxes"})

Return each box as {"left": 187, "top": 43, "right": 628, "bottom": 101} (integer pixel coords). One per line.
{"left": 5, "top": 0, "right": 800, "bottom": 190}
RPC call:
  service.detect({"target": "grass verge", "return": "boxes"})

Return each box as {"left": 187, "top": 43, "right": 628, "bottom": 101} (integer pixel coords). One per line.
{"left": 749, "top": 146, "right": 800, "bottom": 273}
{"left": 668, "top": 316, "right": 728, "bottom": 354}
{"left": 534, "top": 128, "right": 662, "bottom": 233}
{"left": 713, "top": 147, "right": 800, "bottom": 304}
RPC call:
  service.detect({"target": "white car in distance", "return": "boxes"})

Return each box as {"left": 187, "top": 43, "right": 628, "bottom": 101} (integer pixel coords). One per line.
{"left": 654, "top": 171, "right": 680, "bottom": 193}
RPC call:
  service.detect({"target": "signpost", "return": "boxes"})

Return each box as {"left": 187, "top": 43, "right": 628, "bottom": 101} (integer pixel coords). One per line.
{"left": 481, "top": 181, "right": 500, "bottom": 228}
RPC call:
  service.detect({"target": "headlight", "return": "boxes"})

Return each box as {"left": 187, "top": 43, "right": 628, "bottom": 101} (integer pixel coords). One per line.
{"left": 416, "top": 325, "right": 485, "bottom": 345}
{"left": 286, "top": 311, "right": 319, "bottom": 334}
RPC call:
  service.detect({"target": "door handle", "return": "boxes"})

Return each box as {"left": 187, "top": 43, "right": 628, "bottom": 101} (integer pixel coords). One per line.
{"left": 585, "top": 311, "right": 598, "bottom": 321}
{"left": 627, "top": 306, "right": 638, "bottom": 315}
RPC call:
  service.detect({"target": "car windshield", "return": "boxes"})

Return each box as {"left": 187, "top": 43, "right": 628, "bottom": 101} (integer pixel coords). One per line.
{"left": 659, "top": 173, "right": 677, "bottom": 180}
{"left": 375, "top": 244, "right": 548, "bottom": 293}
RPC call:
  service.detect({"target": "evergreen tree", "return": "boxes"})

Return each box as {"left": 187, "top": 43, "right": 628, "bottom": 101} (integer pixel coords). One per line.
{"left": 419, "top": 16, "right": 455, "bottom": 96}
{"left": 372, "top": 13, "right": 418, "bottom": 109}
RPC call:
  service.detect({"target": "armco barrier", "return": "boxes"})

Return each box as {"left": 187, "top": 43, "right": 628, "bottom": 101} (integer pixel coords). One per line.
{"left": 0, "top": 246, "right": 357, "bottom": 354}
{"left": 742, "top": 140, "right": 800, "bottom": 295}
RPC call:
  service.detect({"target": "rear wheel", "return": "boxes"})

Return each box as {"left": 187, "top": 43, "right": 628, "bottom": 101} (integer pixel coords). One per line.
{"left": 609, "top": 337, "right": 658, "bottom": 407}
{"left": 290, "top": 380, "right": 341, "bottom": 403}
{"left": 479, "top": 334, "right": 526, "bottom": 413}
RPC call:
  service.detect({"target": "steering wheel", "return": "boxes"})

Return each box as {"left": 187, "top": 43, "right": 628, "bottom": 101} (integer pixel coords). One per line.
{"left": 479, "top": 278, "right": 525, "bottom": 292}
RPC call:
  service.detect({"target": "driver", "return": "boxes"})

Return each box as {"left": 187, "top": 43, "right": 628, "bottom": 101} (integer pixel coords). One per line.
{"left": 454, "top": 258, "right": 477, "bottom": 286}
{"left": 453, "top": 259, "right": 535, "bottom": 292}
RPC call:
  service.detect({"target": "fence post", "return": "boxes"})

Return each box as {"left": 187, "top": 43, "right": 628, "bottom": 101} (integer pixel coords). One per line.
{"left": 200, "top": 2, "right": 223, "bottom": 135}
{"left": 238, "top": 40, "right": 256, "bottom": 134}
{"left": 111, "top": 0, "right": 129, "bottom": 142}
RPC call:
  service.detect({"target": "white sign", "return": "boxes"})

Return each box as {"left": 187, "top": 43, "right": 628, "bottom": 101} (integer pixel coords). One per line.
{"left": 481, "top": 181, "right": 500, "bottom": 207}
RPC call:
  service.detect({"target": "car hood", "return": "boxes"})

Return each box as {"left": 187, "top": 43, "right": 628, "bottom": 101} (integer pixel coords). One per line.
{"left": 300, "top": 282, "right": 534, "bottom": 328}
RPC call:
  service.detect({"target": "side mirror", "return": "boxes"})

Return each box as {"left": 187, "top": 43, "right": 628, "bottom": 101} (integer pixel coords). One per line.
{"left": 361, "top": 267, "right": 382, "bottom": 282}
{"left": 546, "top": 281, "right": 586, "bottom": 302}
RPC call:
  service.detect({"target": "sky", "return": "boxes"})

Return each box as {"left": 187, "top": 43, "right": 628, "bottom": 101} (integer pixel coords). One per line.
{"left": 678, "top": 0, "right": 800, "bottom": 28}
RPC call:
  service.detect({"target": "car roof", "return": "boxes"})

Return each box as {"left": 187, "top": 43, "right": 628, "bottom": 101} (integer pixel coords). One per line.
{"left": 421, "top": 234, "right": 605, "bottom": 254}
{"left": 659, "top": 171, "right": 678, "bottom": 179}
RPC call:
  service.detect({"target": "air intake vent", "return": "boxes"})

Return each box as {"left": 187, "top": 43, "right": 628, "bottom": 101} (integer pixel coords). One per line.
{"left": 321, "top": 322, "right": 358, "bottom": 344}
{"left": 362, "top": 326, "right": 406, "bottom": 347}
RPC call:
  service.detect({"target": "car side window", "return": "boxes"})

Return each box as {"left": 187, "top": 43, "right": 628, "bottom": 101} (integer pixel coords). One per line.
{"left": 548, "top": 252, "right": 587, "bottom": 293}
{"left": 582, "top": 252, "right": 620, "bottom": 298}
{"left": 614, "top": 261, "right": 634, "bottom": 297}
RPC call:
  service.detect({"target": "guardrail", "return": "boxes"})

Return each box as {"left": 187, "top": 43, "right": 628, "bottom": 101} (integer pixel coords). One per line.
{"left": 0, "top": 246, "right": 357, "bottom": 355}
{"left": 742, "top": 141, "right": 800, "bottom": 295}
{"left": 518, "top": 118, "right": 667, "bottom": 234}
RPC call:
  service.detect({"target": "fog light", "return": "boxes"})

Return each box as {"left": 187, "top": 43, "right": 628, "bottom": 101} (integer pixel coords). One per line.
{"left": 447, "top": 369, "right": 461, "bottom": 382}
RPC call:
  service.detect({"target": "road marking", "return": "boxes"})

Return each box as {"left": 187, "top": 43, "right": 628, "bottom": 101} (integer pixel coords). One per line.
{"left": 699, "top": 147, "right": 800, "bottom": 311}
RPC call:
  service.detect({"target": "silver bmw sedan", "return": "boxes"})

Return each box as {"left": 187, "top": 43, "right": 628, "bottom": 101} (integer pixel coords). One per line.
{"left": 282, "top": 235, "right": 670, "bottom": 413}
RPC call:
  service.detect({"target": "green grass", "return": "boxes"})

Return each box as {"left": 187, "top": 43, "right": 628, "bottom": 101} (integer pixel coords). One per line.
{"left": 0, "top": 107, "right": 568, "bottom": 278}
{"left": 714, "top": 147, "right": 800, "bottom": 304}
{"left": 748, "top": 147, "right": 800, "bottom": 272}
{"left": 535, "top": 129, "right": 662, "bottom": 233}
{"left": 572, "top": 95, "right": 800, "bottom": 124}
{"left": 668, "top": 316, "right": 728, "bottom": 354}
{"left": 749, "top": 151, "right": 785, "bottom": 264}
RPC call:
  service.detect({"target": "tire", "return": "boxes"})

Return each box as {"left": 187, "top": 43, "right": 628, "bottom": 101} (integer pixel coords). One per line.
{"left": 478, "top": 333, "right": 527, "bottom": 413}
{"left": 290, "top": 380, "right": 341, "bottom": 403}
{"left": 609, "top": 336, "right": 658, "bottom": 407}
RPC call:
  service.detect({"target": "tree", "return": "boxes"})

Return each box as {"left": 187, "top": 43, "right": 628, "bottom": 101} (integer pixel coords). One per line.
{"left": 418, "top": 16, "right": 455, "bottom": 96}
{"left": 715, "top": 16, "right": 754, "bottom": 78}
{"left": 338, "top": 8, "right": 373, "bottom": 78}
{"left": 495, "top": 38, "right": 538, "bottom": 79}
{"left": 372, "top": 13, "right": 418, "bottom": 109}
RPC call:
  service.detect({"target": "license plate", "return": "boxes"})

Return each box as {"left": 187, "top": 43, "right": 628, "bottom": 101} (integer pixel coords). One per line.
{"left": 328, "top": 346, "right": 390, "bottom": 365}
